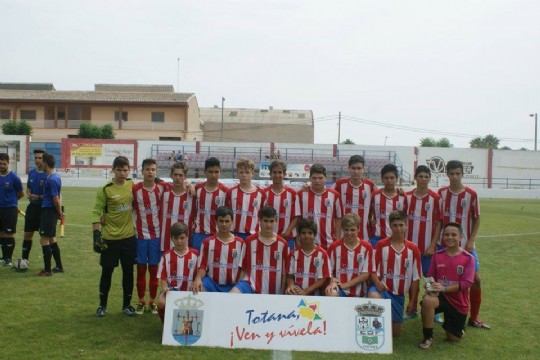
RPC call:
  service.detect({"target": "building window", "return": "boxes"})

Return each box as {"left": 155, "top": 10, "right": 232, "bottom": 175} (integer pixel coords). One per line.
{"left": 114, "top": 111, "right": 128, "bottom": 121}
{"left": 20, "top": 110, "right": 37, "bottom": 120}
{"left": 0, "top": 109, "right": 11, "bottom": 119}
{"left": 152, "top": 112, "right": 165, "bottom": 122}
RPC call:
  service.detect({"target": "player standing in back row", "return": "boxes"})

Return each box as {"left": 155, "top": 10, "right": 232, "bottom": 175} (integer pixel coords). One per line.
{"left": 132, "top": 158, "right": 167, "bottom": 315}
{"left": 438, "top": 160, "right": 489, "bottom": 329}
{"left": 333, "top": 155, "right": 377, "bottom": 241}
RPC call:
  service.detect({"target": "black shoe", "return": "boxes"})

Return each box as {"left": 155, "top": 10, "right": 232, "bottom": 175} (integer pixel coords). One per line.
{"left": 52, "top": 267, "right": 64, "bottom": 273}
{"left": 123, "top": 305, "right": 137, "bottom": 316}
{"left": 96, "top": 306, "right": 107, "bottom": 317}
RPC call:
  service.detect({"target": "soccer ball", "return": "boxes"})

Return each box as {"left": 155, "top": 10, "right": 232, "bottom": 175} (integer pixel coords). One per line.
{"left": 14, "top": 259, "right": 30, "bottom": 272}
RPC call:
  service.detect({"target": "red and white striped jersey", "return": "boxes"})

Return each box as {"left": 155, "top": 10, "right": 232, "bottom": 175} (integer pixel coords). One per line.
{"left": 438, "top": 186, "right": 480, "bottom": 247}
{"left": 370, "top": 190, "right": 408, "bottom": 238}
{"left": 225, "top": 185, "right": 266, "bottom": 234}
{"left": 241, "top": 233, "right": 290, "bottom": 294}
{"left": 194, "top": 182, "right": 229, "bottom": 234}
{"left": 327, "top": 239, "right": 373, "bottom": 297}
{"left": 405, "top": 190, "right": 442, "bottom": 253}
{"left": 263, "top": 186, "right": 299, "bottom": 236}
{"left": 132, "top": 182, "right": 167, "bottom": 239}
{"left": 333, "top": 178, "right": 377, "bottom": 240}
{"left": 286, "top": 246, "right": 330, "bottom": 295}
{"left": 197, "top": 235, "right": 243, "bottom": 285}
{"left": 297, "top": 188, "right": 343, "bottom": 250}
{"left": 158, "top": 248, "right": 199, "bottom": 291}
{"left": 159, "top": 189, "right": 196, "bottom": 252}
{"left": 372, "top": 238, "right": 421, "bottom": 296}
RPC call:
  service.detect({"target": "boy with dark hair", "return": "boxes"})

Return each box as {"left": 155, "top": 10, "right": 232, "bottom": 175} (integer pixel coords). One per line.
{"left": 418, "top": 222, "right": 475, "bottom": 349}
{"left": 333, "top": 155, "right": 377, "bottom": 241}
{"left": 191, "top": 206, "right": 243, "bottom": 293}
{"left": 263, "top": 160, "right": 299, "bottom": 249}
{"left": 157, "top": 222, "right": 199, "bottom": 322}
{"left": 160, "top": 162, "right": 196, "bottom": 253}
{"left": 369, "top": 210, "right": 421, "bottom": 337}
{"left": 37, "top": 153, "right": 64, "bottom": 276}
{"left": 370, "top": 163, "right": 407, "bottom": 247}
{"left": 438, "top": 160, "right": 488, "bottom": 329}
{"left": 225, "top": 158, "right": 266, "bottom": 239}
{"left": 403, "top": 165, "right": 442, "bottom": 320}
{"left": 0, "top": 153, "right": 24, "bottom": 267}
{"left": 132, "top": 158, "right": 167, "bottom": 315}
{"left": 285, "top": 218, "right": 331, "bottom": 296}
{"left": 232, "top": 206, "right": 289, "bottom": 294}
{"left": 93, "top": 156, "right": 137, "bottom": 317}
{"left": 192, "top": 157, "right": 229, "bottom": 251}
{"left": 297, "top": 163, "right": 342, "bottom": 251}
{"left": 19, "top": 149, "right": 46, "bottom": 268}
{"left": 325, "top": 213, "right": 372, "bottom": 297}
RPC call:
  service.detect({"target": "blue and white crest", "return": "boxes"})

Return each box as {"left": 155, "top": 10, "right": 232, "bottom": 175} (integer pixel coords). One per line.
{"left": 425, "top": 203, "right": 431, "bottom": 211}
{"left": 357, "top": 254, "right": 364, "bottom": 264}
{"left": 187, "top": 260, "right": 195, "bottom": 270}
{"left": 460, "top": 199, "right": 468, "bottom": 208}
{"left": 314, "top": 258, "right": 321, "bottom": 267}
{"left": 362, "top": 190, "right": 367, "bottom": 199}
{"left": 404, "top": 259, "right": 410, "bottom": 269}
{"left": 232, "top": 249, "right": 239, "bottom": 259}
{"left": 172, "top": 295, "right": 204, "bottom": 346}
{"left": 274, "top": 251, "right": 281, "bottom": 260}
{"left": 183, "top": 201, "right": 189, "bottom": 209}
{"left": 457, "top": 265, "right": 464, "bottom": 275}
{"left": 325, "top": 199, "right": 332, "bottom": 207}
{"left": 283, "top": 199, "right": 289, "bottom": 208}
{"left": 253, "top": 200, "right": 259, "bottom": 208}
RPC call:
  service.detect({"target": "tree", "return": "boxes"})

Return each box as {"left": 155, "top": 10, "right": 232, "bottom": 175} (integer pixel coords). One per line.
{"left": 436, "top": 137, "right": 453, "bottom": 148}
{"left": 419, "top": 137, "right": 436, "bottom": 147}
{"left": 78, "top": 123, "right": 115, "bottom": 139}
{"left": 341, "top": 138, "right": 355, "bottom": 145}
{"left": 470, "top": 134, "right": 500, "bottom": 149}
{"left": 1, "top": 120, "right": 33, "bottom": 135}
{"left": 419, "top": 137, "right": 453, "bottom": 147}
{"left": 500, "top": 146, "right": 512, "bottom": 150}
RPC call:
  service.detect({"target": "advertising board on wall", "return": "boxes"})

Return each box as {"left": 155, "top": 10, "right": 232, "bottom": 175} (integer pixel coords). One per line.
{"left": 60, "top": 139, "right": 137, "bottom": 169}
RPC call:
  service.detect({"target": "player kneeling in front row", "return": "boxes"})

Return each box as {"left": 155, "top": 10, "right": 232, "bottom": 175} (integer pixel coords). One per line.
{"left": 368, "top": 210, "right": 421, "bottom": 337}
{"left": 231, "top": 206, "right": 290, "bottom": 295}
{"left": 325, "top": 213, "right": 373, "bottom": 297}
{"left": 157, "top": 222, "right": 199, "bottom": 322}
{"left": 191, "top": 206, "right": 243, "bottom": 293}
{"left": 418, "top": 222, "right": 475, "bottom": 349}
{"left": 285, "top": 219, "right": 331, "bottom": 296}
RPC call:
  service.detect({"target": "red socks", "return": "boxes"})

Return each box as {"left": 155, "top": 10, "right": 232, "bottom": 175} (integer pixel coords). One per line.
{"left": 136, "top": 264, "right": 148, "bottom": 300}
{"left": 470, "top": 287, "right": 482, "bottom": 320}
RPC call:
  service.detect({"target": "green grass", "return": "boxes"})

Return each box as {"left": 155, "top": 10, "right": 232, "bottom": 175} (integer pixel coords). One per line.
{"left": 2, "top": 190, "right": 539, "bottom": 359}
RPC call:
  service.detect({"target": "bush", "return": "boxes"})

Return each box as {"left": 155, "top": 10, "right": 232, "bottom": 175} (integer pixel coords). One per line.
{"left": 78, "top": 123, "right": 115, "bottom": 139}
{"left": 1, "top": 120, "right": 33, "bottom": 135}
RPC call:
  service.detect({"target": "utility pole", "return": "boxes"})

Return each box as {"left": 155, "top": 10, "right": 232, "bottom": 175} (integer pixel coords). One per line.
{"left": 220, "top": 97, "right": 225, "bottom": 142}
{"left": 337, "top": 112, "right": 341, "bottom": 144}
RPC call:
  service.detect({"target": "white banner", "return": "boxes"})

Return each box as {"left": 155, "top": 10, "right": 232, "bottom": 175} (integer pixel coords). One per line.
{"left": 259, "top": 162, "right": 312, "bottom": 179}
{"left": 162, "top": 292, "right": 392, "bottom": 354}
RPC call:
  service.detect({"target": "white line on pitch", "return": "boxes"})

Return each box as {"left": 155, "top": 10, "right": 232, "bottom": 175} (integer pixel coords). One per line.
{"left": 272, "top": 350, "right": 292, "bottom": 360}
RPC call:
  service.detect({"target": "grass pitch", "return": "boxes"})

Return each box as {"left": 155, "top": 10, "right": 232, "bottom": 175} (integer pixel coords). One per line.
{"left": 1, "top": 189, "right": 539, "bottom": 359}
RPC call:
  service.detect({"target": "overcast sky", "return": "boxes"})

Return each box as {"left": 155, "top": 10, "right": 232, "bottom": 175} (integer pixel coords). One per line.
{"left": 2, "top": 0, "right": 539, "bottom": 149}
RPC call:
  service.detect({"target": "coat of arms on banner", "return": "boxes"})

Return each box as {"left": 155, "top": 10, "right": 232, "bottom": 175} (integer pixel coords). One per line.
{"left": 355, "top": 302, "right": 386, "bottom": 351}
{"left": 171, "top": 294, "right": 205, "bottom": 345}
